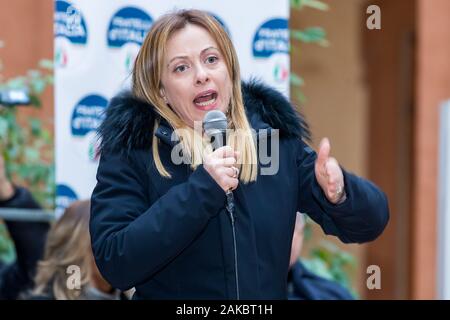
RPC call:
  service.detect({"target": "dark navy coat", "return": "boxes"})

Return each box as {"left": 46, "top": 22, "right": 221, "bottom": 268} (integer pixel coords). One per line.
{"left": 90, "top": 80, "right": 389, "bottom": 299}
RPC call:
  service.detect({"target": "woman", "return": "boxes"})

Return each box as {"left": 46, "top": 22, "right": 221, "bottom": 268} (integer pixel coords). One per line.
{"left": 90, "top": 9, "right": 389, "bottom": 299}
{"left": 32, "top": 200, "right": 121, "bottom": 300}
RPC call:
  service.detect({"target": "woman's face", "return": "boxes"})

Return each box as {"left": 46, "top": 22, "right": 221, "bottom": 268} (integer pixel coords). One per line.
{"left": 160, "top": 24, "right": 232, "bottom": 127}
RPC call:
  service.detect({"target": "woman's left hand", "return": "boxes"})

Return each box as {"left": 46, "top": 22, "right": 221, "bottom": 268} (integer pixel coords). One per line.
{"left": 314, "top": 138, "right": 346, "bottom": 204}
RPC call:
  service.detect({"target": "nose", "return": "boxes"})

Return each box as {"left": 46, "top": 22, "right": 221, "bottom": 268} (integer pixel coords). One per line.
{"left": 194, "top": 64, "right": 209, "bottom": 86}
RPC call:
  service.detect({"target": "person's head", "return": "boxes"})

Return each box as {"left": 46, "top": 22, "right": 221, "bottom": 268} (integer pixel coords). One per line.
{"left": 33, "top": 200, "right": 110, "bottom": 300}
{"left": 132, "top": 9, "right": 257, "bottom": 182}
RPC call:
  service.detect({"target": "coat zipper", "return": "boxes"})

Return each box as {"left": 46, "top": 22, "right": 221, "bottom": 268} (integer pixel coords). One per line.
{"left": 226, "top": 190, "right": 239, "bottom": 300}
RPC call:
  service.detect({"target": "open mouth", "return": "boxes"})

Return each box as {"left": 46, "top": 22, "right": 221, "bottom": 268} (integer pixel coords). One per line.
{"left": 193, "top": 91, "right": 218, "bottom": 108}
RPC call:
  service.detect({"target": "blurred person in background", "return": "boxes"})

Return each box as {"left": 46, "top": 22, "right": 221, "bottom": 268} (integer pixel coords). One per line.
{"left": 287, "top": 213, "right": 354, "bottom": 300}
{"left": 0, "top": 151, "right": 49, "bottom": 299}
{"left": 31, "top": 200, "right": 125, "bottom": 300}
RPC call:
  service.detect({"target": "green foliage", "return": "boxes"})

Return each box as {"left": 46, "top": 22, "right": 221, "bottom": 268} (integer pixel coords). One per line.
{"left": 291, "top": 0, "right": 329, "bottom": 11}
{"left": 0, "top": 223, "right": 15, "bottom": 264}
{"left": 290, "top": 2, "right": 358, "bottom": 297}
{"left": 291, "top": 27, "right": 328, "bottom": 46}
{"left": 290, "top": 0, "right": 328, "bottom": 104}
{"left": 0, "top": 53, "right": 54, "bottom": 262}
{"left": 0, "top": 59, "right": 55, "bottom": 209}
{"left": 301, "top": 239, "right": 359, "bottom": 298}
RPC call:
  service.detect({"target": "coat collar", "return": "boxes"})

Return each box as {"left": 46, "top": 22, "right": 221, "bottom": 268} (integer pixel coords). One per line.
{"left": 97, "top": 79, "right": 310, "bottom": 155}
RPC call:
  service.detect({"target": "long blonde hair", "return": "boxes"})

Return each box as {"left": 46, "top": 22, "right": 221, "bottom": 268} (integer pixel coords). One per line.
{"left": 132, "top": 9, "right": 258, "bottom": 182}
{"left": 33, "top": 200, "right": 93, "bottom": 300}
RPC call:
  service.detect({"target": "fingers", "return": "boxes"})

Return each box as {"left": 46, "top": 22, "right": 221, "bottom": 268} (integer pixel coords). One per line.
{"left": 216, "top": 167, "right": 239, "bottom": 190}
{"left": 213, "top": 146, "right": 235, "bottom": 159}
{"left": 325, "top": 157, "right": 341, "bottom": 184}
{"left": 203, "top": 146, "right": 240, "bottom": 192}
{"left": 208, "top": 146, "right": 238, "bottom": 167}
{"left": 224, "top": 166, "right": 239, "bottom": 179}
{"left": 314, "top": 138, "right": 345, "bottom": 203}
{"left": 324, "top": 157, "right": 344, "bottom": 202}
{"left": 316, "top": 137, "right": 330, "bottom": 169}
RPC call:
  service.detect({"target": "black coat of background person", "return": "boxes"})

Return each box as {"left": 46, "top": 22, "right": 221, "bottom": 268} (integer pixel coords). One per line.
{"left": 287, "top": 260, "right": 355, "bottom": 300}
{"left": 0, "top": 187, "right": 49, "bottom": 299}
{"left": 90, "top": 80, "right": 390, "bottom": 299}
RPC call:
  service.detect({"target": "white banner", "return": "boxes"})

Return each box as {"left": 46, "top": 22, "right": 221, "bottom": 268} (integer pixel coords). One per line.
{"left": 54, "top": 0, "right": 289, "bottom": 217}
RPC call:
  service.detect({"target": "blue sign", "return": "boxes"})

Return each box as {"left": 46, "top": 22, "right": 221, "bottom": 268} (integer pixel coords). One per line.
{"left": 71, "top": 94, "right": 108, "bottom": 137}
{"left": 252, "top": 18, "right": 288, "bottom": 58}
{"left": 56, "top": 184, "right": 79, "bottom": 214}
{"left": 54, "top": 0, "right": 88, "bottom": 45}
{"left": 107, "top": 7, "right": 153, "bottom": 48}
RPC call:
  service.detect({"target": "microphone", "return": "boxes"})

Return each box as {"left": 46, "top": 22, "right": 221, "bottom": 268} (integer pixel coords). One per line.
{"left": 202, "top": 110, "right": 240, "bottom": 300}
{"left": 202, "top": 110, "right": 235, "bottom": 216}
{"left": 202, "top": 110, "right": 227, "bottom": 151}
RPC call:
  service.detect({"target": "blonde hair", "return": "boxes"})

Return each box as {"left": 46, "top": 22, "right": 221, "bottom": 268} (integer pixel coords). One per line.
{"left": 33, "top": 200, "right": 92, "bottom": 300}
{"left": 132, "top": 9, "right": 258, "bottom": 182}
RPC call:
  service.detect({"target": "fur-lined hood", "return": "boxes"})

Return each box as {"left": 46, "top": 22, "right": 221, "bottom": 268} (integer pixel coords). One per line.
{"left": 97, "top": 80, "right": 310, "bottom": 155}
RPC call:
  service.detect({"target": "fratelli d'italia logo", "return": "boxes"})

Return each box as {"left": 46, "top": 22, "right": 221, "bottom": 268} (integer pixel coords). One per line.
{"left": 252, "top": 18, "right": 288, "bottom": 58}
{"left": 252, "top": 18, "right": 289, "bottom": 84}
{"left": 71, "top": 94, "right": 107, "bottom": 137}
{"left": 56, "top": 184, "right": 78, "bottom": 218}
{"left": 107, "top": 7, "right": 153, "bottom": 72}
{"left": 54, "top": 0, "right": 88, "bottom": 68}
{"left": 70, "top": 94, "right": 107, "bottom": 161}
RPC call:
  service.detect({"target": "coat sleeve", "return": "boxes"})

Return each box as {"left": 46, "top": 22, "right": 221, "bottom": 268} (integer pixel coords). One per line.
{"left": 295, "top": 139, "right": 389, "bottom": 243}
{"left": 90, "top": 150, "right": 226, "bottom": 290}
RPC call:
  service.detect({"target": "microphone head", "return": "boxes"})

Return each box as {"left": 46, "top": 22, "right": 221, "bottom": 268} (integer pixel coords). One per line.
{"left": 202, "top": 110, "right": 227, "bottom": 136}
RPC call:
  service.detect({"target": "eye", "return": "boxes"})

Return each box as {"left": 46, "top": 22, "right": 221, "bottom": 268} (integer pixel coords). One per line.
{"left": 174, "top": 64, "right": 188, "bottom": 73}
{"left": 205, "top": 56, "right": 218, "bottom": 64}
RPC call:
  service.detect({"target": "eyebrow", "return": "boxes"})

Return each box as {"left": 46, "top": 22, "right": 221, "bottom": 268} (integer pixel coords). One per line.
{"left": 167, "top": 46, "right": 219, "bottom": 67}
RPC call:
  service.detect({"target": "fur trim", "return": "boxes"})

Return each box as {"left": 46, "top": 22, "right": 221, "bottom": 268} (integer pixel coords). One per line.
{"left": 241, "top": 79, "right": 310, "bottom": 141}
{"left": 97, "top": 80, "right": 310, "bottom": 154}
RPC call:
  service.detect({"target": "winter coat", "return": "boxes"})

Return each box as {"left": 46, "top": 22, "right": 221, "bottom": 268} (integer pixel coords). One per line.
{"left": 90, "top": 80, "right": 389, "bottom": 299}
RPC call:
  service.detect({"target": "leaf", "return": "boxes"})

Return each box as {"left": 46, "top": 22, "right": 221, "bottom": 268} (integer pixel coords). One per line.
{"left": 29, "top": 94, "right": 41, "bottom": 107}
{"left": 0, "top": 222, "right": 16, "bottom": 264}
{"left": 291, "top": 27, "right": 329, "bottom": 46}
{"left": 45, "top": 74, "right": 54, "bottom": 85}
{"left": 291, "top": 0, "right": 329, "bottom": 11}
{"left": 39, "top": 59, "right": 54, "bottom": 70}
{"left": 0, "top": 117, "right": 8, "bottom": 139}
{"left": 290, "top": 0, "right": 301, "bottom": 8}
{"left": 290, "top": 73, "right": 304, "bottom": 87}
{"left": 24, "top": 147, "right": 40, "bottom": 162}
{"left": 6, "top": 76, "right": 26, "bottom": 89}
{"left": 302, "top": 258, "right": 334, "bottom": 280}
{"left": 30, "top": 118, "right": 42, "bottom": 136}
{"left": 30, "top": 78, "right": 46, "bottom": 94}
{"left": 293, "top": 90, "right": 306, "bottom": 104}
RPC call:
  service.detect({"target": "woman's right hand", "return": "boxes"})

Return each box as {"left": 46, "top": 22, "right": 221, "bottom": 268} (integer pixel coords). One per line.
{"left": 203, "top": 146, "right": 239, "bottom": 193}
